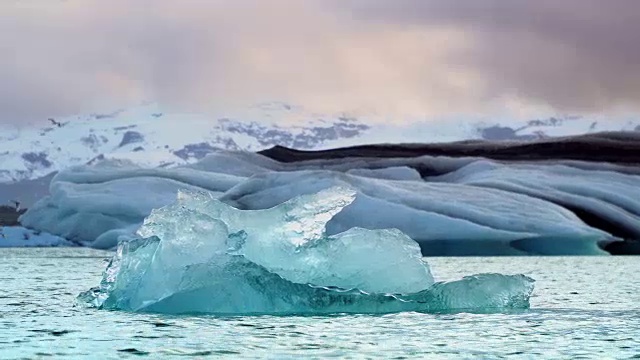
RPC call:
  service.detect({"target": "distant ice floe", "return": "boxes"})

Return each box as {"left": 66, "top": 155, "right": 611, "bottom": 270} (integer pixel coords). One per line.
{"left": 0, "top": 226, "right": 75, "bottom": 247}
{"left": 19, "top": 150, "right": 638, "bottom": 255}
{"left": 78, "top": 187, "right": 534, "bottom": 315}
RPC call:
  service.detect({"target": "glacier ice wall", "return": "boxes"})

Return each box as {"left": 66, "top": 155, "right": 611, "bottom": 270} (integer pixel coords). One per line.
{"left": 429, "top": 161, "right": 640, "bottom": 242}
{"left": 219, "top": 170, "right": 611, "bottom": 255}
{"left": 79, "top": 187, "right": 534, "bottom": 315}
{"left": 20, "top": 150, "right": 637, "bottom": 255}
{"left": 19, "top": 158, "right": 244, "bottom": 248}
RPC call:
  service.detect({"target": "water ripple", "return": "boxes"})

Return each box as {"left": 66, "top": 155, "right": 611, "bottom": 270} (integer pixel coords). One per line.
{"left": 0, "top": 248, "right": 639, "bottom": 359}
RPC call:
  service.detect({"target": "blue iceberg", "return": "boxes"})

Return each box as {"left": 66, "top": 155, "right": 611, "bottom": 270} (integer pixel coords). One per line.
{"left": 79, "top": 187, "right": 534, "bottom": 315}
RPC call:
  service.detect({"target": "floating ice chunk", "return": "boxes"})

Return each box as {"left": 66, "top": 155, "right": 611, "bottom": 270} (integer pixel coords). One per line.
{"left": 0, "top": 226, "right": 75, "bottom": 247}
{"left": 139, "top": 186, "right": 433, "bottom": 294}
{"left": 79, "top": 187, "right": 534, "bottom": 315}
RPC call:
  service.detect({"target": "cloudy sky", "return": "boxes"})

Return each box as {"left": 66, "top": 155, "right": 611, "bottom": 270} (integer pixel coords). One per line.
{"left": 2, "top": 0, "right": 639, "bottom": 125}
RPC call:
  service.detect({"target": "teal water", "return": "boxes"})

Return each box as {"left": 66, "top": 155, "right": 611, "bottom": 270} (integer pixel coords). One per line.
{"left": 1, "top": 248, "right": 638, "bottom": 359}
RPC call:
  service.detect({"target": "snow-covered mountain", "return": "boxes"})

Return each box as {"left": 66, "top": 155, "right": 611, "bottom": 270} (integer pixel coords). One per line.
{"left": 1, "top": 101, "right": 638, "bottom": 183}
{"left": 0, "top": 102, "right": 371, "bottom": 183}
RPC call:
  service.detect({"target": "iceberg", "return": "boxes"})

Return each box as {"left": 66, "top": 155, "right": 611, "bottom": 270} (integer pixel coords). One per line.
{"left": 20, "top": 150, "right": 629, "bottom": 254}
{"left": 221, "top": 170, "right": 613, "bottom": 255}
{"left": 19, "top": 158, "right": 244, "bottom": 249}
{"left": 429, "top": 160, "right": 640, "bottom": 241}
{"left": 79, "top": 187, "right": 534, "bottom": 315}
{"left": 0, "top": 226, "right": 74, "bottom": 247}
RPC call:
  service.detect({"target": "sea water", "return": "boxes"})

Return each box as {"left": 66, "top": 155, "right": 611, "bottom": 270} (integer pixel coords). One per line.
{"left": 1, "top": 248, "right": 638, "bottom": 359}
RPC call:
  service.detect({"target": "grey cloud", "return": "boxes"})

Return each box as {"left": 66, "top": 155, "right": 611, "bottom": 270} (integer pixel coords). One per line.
{"left": 0, "top": 1, "right": 244, "bottom": 123}
{"left": 0, "top": 0, "right": 475, "bottom": 125}
{"left": 1, "top": 0, "right": 639, "bottom": 125}
{"left": 338, "top": 0, "right": 640, "bottom": 113}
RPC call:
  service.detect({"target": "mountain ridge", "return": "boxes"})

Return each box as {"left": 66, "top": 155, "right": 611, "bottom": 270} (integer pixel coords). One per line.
{"left": 1, "top": 102, "right": 638, "bottom": 183}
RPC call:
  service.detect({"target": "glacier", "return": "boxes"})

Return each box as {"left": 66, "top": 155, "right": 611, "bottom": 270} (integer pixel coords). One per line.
{"left": 19, "top": 148, "right": 637, "bottom": 255}
{"left": 79, "top": 187, "right": 534, "bottom": 315}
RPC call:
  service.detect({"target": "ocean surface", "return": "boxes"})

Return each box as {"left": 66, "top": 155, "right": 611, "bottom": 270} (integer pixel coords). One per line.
{"left": 1, "top": 248, "right": 638, "bottom": 359}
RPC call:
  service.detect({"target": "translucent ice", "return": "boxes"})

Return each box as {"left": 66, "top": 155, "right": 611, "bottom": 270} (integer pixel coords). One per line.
{"left": 79, "top": 187, "right": 535, "bottom": 315}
